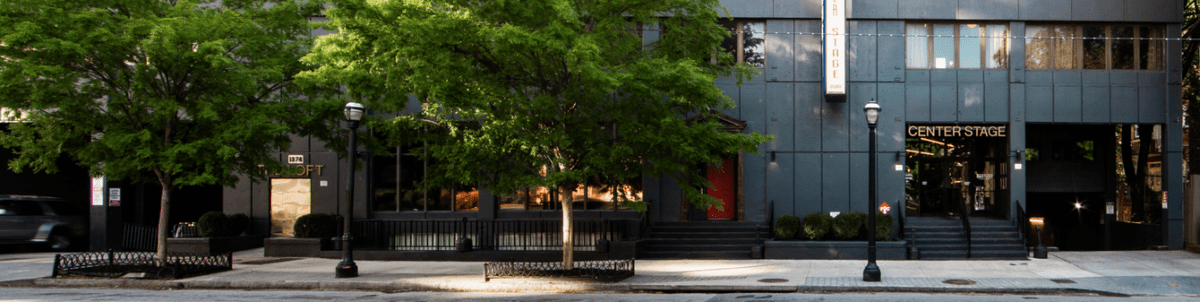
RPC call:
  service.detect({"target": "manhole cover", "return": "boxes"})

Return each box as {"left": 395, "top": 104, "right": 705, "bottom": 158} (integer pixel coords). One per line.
{"left": 1050, "top": 279, "right": 1076, "bottom": 284}
{"left": 943, "top": 279, "right": 977, "bottom": 285}
{"left": 757, "top": 278, "right": 789, "bottom": 283}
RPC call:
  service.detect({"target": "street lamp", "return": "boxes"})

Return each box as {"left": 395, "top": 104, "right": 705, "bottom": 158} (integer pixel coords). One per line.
{"left": 336, "top": 102, "right": 365, "bottom": 278}
{"left": 863, "top": 102, "right": 882, "bottom": 282}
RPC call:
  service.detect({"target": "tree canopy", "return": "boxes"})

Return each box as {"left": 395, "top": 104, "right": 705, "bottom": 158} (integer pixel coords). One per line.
{"left": 302, "top": 0, "right": 770, "bottom": 267}
{"left": 0, "top": 0, "right": 337, "bottom": 259}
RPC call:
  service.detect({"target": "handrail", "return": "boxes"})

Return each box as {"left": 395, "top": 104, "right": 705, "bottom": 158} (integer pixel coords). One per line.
{"left": 1016, "top": 201, "right": 1028, "bottom": 249}
{"left": 958, "top": 198, "right": 972, "bottom": 258}
{"left": 766, "top": 200, "right": 775, "bottom": 240}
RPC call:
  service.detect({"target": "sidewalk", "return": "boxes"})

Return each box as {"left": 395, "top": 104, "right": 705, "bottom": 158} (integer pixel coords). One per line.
{"left": 8, "top": 249, "right": 1200, "bottom": 297}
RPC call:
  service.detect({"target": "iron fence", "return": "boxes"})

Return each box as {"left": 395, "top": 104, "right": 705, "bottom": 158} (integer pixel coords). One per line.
{"left": 356, "top": 219, "right": 628, "bottom": 251}
{"left": 121, "top": 223, "right": 158, "bottom": 252}
{"left": 52, "top": 250, "right": 231, "bottom": 279}
{"left": 483, "top": 259, "right": 634, "bottom": 282}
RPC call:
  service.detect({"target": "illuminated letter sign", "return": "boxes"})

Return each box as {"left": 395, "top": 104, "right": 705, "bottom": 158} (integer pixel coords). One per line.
{"left": 824, "top": 0, "right": 847, "bottom": 100}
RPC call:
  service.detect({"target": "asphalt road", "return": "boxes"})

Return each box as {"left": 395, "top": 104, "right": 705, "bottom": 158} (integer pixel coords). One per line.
{"left": 0, "top": 288, "right": 1196, "bottom": 302}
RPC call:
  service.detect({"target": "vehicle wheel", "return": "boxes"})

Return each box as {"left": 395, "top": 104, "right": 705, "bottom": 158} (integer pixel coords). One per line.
{"left": 47, "top": 231, "right": 72, "bottom": 251}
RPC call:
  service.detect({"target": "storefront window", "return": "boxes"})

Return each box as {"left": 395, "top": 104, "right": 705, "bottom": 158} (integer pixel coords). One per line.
{"left": 907, "top": 23, "right": 1008, "bottom": 69}
{"left": 372, "top": 137, "right": 477, "bottom": 212}
{"left": 499, "top": 176, "right": 642, "bottom": 211}
{"left": 1027, "top": 24, "right": 1163, "bottom": 70}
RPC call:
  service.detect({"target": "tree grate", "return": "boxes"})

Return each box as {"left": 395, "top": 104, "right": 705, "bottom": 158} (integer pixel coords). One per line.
{"left": 483, "top": 259, "right": 634, "bottom": 282}
{"left": 52, "top": 250, "right": 232, "bottom": 279}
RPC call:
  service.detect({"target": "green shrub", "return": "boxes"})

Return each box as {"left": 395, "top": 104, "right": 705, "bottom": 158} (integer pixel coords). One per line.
{"left": 228, "top": 213, "right": 249, "bottom": 236}
{"left": 294, "top": 213, "right": 338, "bottom": 238}
{"left": 801, "top": 213, "right": 833, "bottom": 240}
{"left": 832, "top": 212, "right": 866, "bottom": 239}
{"left": 774, "top": 215, "right": 801, "bottom": 239}
{"left": 875, "top": 214, "right": 894, "bottom": 240}
{"left": 197, "top": 211, "right": 231, "bottom": 237}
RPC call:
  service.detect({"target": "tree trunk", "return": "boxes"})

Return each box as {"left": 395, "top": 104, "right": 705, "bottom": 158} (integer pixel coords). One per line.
{"left": 560, "top": 183, "right": 574, "bottom": 270}
{"left": 155, "top": 174, "right": 173, "bottom": 263}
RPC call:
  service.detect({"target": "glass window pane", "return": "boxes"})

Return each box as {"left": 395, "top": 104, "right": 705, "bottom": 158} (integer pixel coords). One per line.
{"left": 1082, "top": 26, "right": 1106, "bottom": 69}
{"left": 428, "top": 188, "right": 452, "bottom": 211}
{"left": 933, "top": 24, "right": 955, "bottom": 69}
{"left": 906, "top": 23, "right": 930, "bottom": 68}
{"left": 1054, "top": 25, "right": 1079, "bottom": 69}
{"left": 616, "top": 175, "right": 644, "bottom": 210}
{"left": 986, "top": 24, "right": 1009, "bottom": 68}
{"left": 1025, "top": 25, "right": 1053, "bottom": 69}
{"left": 743, "top": 22, "right": 765, "bottom": 68}
{"left": 959, "top": 24, "right": 982, "bottom": 69}
{"left": 371, "top": 148, "right": 399, "bottom": 212}
{"left": 528, "top": 186, "right": 552, "bottom": 210}
{"left": 1111, "top": 26, "right": 1134, "bottom": 69}
{"left": 586, "top": 177, "right": 615, "bottom": 210}
{"left": 716, "top": 20, "right": 737, "bottom": 65}
{"left": 499, "top": 189, "right": 527, "bottom": 211}
{"left": 1140, "top": 26, "right": 1163, "bottom": 70}
{"left": 455, "top": 185, "right": 479, "bottom": 211}
{"left": 398, "top": 149, "right": 425, "bottom": 211}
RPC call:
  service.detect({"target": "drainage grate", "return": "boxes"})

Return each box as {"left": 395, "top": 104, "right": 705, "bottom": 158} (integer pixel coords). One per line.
{"left": 1050, "top": 279, "right": 1076, "bottom": 284}
{"left": 757, "top": 278, "right": 789, "bottom": 283}
{"left": 943, "top": 279, "right": 977, "bottom": 285}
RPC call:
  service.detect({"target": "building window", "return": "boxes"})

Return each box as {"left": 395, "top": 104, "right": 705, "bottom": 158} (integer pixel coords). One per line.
{"left": 1026, "top": 24, "right": 1162, "bottom": 70}
{"left": 499, "top": 175, "right": 643, "bottom": 211}
{"left": 371, "top": 136, "right": 478, "bottom": 212}
{"left": 907, "top": 23, "right": 1008, "bottom": 69}
{"left": 715, "top": 20, "right": 764, "bottom": 68}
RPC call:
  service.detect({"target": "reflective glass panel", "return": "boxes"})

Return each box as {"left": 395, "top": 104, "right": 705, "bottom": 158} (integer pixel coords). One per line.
{"left": 1139, "top": 26, "right": 1164, "bottom": 70}
{"left": 986, "top": 24, "right": 1008, "bottom": 68}
{"left": 1054, "top": 25, "right": 1078, "bottom": 69}
{"left": 933, "top": 24, "right": 955, "bottom": 68}
{"left": 743, "top": 22, "right": 765, "bottom": 68}
{"left": 907, "top": 23, "right": 930, "bottom": 68}
{"left": 1025, "top": 25, "right": 1052, "bottom": 69}
{"left": 959, "top": 24, "right": 982, "bottom": 68}
{"left": 1111, "top": 26, "right": 1134, "bottom": 69}
{"left": 1082, "top": 26, "right": 1106, "bottom": 69}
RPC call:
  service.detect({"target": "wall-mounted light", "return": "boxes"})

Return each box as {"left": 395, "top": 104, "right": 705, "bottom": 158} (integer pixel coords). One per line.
{"left": 1011, "top": 149, "right": 1025, "bottom": 170}
{"left": 771, "top": 151, "right": 776, "bottom": 162}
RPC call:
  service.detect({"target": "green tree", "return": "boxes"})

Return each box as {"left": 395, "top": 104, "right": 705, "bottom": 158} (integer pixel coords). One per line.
{"left": 302, "top": 0, "right": 769, "bottom": 268}
{"left": 1185, "top": 0, "right": 1199, "bottom": 176}
{"left": 0, "top": 0, "right": 337, "bottom": 261}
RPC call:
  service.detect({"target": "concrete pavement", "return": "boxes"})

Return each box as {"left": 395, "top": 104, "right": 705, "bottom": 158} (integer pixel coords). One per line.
{"left": 4, "top": 248, "right": 1200, "bottom": 297}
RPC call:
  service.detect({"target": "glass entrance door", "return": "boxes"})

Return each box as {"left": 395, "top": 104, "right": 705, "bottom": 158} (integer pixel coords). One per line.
{"left": 905, "top": 134, "right": 1009, "bottom": 217}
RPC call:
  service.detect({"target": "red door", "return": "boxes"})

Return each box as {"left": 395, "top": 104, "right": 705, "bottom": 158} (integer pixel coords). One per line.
{"left": 706, "top": 158, "right": 736, "bottom": 220}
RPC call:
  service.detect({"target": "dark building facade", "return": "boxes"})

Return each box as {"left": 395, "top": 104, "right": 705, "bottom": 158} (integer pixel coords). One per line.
{"left": 225, "top": 0, "right": 1186, "bottom": 257}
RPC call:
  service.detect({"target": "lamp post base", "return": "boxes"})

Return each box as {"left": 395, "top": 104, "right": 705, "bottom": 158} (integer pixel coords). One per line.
{"left": 1033, "top": 246, "right": 1048, "bottom": 259}
{"left": 335, "top": 260, "right": 358, "bottom": 278}
{"left": 863, "top": 263, "right": 881, "bottom": 282}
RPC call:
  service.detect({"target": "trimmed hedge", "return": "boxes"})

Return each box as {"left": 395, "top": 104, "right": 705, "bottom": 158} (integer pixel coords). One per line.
{"left": 294, "top": 213, "right": 338, "bottom": 238}
{"left": 832, "top": 212, "right": 866, "bottom": 239}
{"left": 197, "top": 211, "right": 231, "bottom": 237}
{"left": 875, "top": 214, "right": 894, "bottom": 240}
{"left": 801, "top": 212, "right": 833, "bottom": 240}
{"left": 775, "top": 215, "right": 801, "bottom": 239}
{"left": 228, "top": 213, "right": 249, "bottom": 236}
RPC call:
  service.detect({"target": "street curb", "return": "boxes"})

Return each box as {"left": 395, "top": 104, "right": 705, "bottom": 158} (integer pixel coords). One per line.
{"left": 10, "top": 278, "right": 1130, "bottom": 297}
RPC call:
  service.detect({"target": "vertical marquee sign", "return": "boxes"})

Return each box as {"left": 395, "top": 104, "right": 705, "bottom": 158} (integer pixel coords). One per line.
{"left": 824, "top": 0, "right": 847, "bottom": 101}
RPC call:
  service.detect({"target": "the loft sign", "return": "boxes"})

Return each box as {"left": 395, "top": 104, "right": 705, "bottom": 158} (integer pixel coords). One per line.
{"left": 824, "top": 0, "right": 846, "bottom": 99}
{"left": 908, "top": 125, "right": 1008, "bottom": 138}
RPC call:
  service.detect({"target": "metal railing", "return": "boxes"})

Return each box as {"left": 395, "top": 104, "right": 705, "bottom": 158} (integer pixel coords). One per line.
{"left": 121, "top": 224, "right": 157, "bottom": 252}
{"left": 52, "top": 250, "right": 231, "bottom": 279}
{"left": 1016, "top": 201, "right": 1028, "bottom": 248}
{"left": 956, "top": 199, "right": 972, "bottom": 258}
{"left": 356, "top": 219, "right": 629, "bottom": 251}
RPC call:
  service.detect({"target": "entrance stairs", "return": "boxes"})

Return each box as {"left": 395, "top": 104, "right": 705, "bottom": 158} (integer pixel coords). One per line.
{"left": 639, "top": 221, "right": 770, "bottom": 259}
{"left": 906, "top": 216, "right": 1028, "bottom": 260}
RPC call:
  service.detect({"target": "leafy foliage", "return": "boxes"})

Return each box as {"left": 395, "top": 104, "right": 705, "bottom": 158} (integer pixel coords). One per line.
{"left": 294, "top": 213, "right": 338, "bottom": 239}
{"left": 832, "top": 212, "right": 866, "bottom": 240}
{"left": 197, "top": 211, "right": 231, "bottom": 237}
{"left": 301, "top": 0, "right": 769, "bottom": 212}
{"left": 774, "top": 214, "right": 800, "bottom": 239}
{"left": 228, "top": 213, "right": 249, "bottom": 236}
{"left": 801, "top": 212, "right": 833, "bottom": 240}
{"left": 0, "top": 0, "right": 337, "bottom": 259}
{"left": 875, "top": 213, "right": 893, "bottom": 241}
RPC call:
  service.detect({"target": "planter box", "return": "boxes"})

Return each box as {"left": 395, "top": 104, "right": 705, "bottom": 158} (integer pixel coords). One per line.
{"left": 264, "top": 237, "right": 323, "bottom": 257}
{"left": 764, "top": 240, "right": 907, "bottom": 260}
{"left": 166, "top": 235, "right": 264, "bottom": 256}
